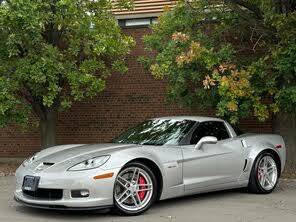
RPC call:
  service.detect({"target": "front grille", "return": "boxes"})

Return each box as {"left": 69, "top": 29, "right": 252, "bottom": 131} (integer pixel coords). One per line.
{"left": 23, "top": 188, "right": 63, "bottom": 200}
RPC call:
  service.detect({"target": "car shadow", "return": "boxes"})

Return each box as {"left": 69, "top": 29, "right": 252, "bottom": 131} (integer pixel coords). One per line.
{"left": 13, "top": 188, "right": 248, "bottom": 219}
{"left": 152, "top": 188, "right": 248, "bottom": 210}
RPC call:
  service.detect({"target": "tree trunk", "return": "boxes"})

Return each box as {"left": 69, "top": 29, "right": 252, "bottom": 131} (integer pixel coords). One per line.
{"left": 40, "top": 108, "right": 57, "bottom": 149}
{"left": 273, "top": 113, "right": 296, "bottom": 173}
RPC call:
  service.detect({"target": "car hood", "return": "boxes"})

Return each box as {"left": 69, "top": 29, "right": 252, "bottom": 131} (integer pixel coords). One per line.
{"left": 33, "top": 143, "right": 138, "bottom": 166}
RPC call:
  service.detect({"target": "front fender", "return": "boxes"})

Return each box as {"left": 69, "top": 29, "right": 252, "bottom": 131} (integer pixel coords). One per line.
{"left": 101, "top": 146, "right": 184, "bottom": 200}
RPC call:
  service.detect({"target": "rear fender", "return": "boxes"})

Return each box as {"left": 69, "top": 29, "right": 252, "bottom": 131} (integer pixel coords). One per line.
{"left": 239, "top": 140, "right": 285, "bottom": 183}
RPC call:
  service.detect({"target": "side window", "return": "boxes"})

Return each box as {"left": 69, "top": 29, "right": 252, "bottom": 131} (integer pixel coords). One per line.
{"left": 190, "top": 121, "right": 230, "bottom": 144}
{"left": 213, "top": 122, "right": 230, "bottom": 140}
{"left": 190, "top": 122, "right": 211, "bottom": 144}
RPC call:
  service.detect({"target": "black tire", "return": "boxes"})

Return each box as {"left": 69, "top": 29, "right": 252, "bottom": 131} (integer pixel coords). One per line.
{"left": 248, "top": 152, "right": 279, "bottom": 194}
{"left": 113, "top": 162, "right": 158, "bottom": 216}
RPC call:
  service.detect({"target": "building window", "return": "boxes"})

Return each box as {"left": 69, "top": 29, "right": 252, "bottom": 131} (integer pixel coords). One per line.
{"left": 118, "top": 18, "right": 158, "bottom": 27}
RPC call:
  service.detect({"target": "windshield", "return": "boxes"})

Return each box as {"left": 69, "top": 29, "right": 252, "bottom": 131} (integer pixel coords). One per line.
{"left": 112, "top": 119, "right": 196, "bottom": 145}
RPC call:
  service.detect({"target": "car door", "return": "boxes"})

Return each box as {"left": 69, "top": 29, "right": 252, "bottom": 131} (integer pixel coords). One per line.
{"left": 181, "top": 121, "right": 244, "bottom": 191}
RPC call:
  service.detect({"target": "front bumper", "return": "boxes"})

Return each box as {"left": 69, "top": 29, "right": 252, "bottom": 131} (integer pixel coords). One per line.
{"left": 14, "top": 196, "right": 112, "bottom": 211}
{"left": 14, "top": 166, "right": 121, "bottom": 209}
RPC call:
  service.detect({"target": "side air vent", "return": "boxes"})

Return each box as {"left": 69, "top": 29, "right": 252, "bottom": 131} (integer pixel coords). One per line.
{"left": 243, "top": 159, "right": 248, "bottom": 171}
{"left": 241, "top": 139, "right": 248, "bottom": 148}
{"left": 243, "top": 158, "right": 253, "bottom": 172}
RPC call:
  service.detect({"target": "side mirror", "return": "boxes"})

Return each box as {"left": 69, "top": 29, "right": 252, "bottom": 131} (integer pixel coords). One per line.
{"left": 195, "top": 136, "right": 218, "bottom": 150}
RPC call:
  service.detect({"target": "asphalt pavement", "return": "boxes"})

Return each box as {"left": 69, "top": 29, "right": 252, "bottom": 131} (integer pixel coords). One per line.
{"left": 1, "top": 176, "right": 296, "bottom": 222}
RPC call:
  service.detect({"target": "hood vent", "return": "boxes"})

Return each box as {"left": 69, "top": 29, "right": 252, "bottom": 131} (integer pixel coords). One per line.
{"left": 35, "top": 162, "right": 55, "bottom": 171}
{"left": 43, "top": 162, "right": 55, "bottom": 166}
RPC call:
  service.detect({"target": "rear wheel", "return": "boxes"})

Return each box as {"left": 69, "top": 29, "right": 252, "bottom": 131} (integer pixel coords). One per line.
{"left": 248, "top": 152, "right": 279, "bottom": 194}
{"left": 113, "top": 162, "right": 157, "bottom": 216}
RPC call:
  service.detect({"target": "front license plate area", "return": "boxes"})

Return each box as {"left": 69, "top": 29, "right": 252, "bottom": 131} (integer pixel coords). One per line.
{"left": 22, "top": 176, "right": 40, "bottom": 192}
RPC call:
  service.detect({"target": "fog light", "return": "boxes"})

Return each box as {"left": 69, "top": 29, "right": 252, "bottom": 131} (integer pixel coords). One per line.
{"left": 71, "top": 189, "right": 89, "bottom": 198}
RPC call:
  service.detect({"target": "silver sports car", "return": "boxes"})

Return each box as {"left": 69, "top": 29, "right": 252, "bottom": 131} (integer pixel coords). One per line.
{"left": 14, "top": 116, "right": 286, "bottom": 215}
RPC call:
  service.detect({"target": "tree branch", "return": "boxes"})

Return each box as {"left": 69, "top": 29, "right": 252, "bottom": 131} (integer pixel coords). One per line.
{"left": 224, "top": 0, "right": 277, "bottom": 39}
{"left": 230, "top": 0, "right": 264, "bottom": 19}
{"left": 224, "top": 0, "right": 259, "bottom": 24}
{"left": 19, "top": 85, "right": 46, "bottom": 120}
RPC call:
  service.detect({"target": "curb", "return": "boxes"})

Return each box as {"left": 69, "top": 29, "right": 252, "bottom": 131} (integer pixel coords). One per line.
{"left": 0, "top": 172, "right": 15, "bottom": 177}
{"left": 279, "top": 178, "right": 296, "bottom": 182}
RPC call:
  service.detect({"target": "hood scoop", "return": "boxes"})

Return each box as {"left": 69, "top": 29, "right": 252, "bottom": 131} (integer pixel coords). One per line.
{"left": 35, "top": 162, "right": 55, "bottom": 171}
{"left": 43, "top": 162, "right": 55, "bottom": 166}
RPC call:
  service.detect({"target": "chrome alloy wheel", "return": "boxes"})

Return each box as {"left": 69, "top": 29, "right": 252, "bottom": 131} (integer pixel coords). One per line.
{"left": 258, "top": 156, "right": 278, "bottom": 190}
{"left": 114, "top": 167, "right": 154, "bottom": 212}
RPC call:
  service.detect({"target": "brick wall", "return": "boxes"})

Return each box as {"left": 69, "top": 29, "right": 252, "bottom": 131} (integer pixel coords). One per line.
{"left": 0, "top": 27, "right": 272, "bottom": 157}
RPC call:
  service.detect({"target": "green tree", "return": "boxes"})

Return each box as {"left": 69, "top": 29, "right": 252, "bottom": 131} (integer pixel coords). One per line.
{"left": 141, "top": 0, "right": 296, "bottom": 170}
{"left": 0, "top": 0, "right": 134, "bottom": 148}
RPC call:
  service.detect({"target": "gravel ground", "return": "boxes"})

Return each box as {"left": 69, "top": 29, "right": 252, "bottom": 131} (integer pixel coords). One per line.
{"left": 0, "top": 163, "right": 20, "bottom": 176}
{"left": 1, "top": 176, "right": 296, "bottom": 222}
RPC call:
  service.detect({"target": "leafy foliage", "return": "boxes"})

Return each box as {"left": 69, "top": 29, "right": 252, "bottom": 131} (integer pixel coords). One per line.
{"left": 0, "top": 0, "right": 135, "bottom": 127}
{"left": 141, "top": 0, "right": 296, "bottom": 124}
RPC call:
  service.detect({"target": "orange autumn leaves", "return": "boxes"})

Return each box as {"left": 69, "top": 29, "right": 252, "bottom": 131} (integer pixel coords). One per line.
{"left": 210, "top": 63, "right": 252, "bottom": 97}
{"left": 171, "top": 32, "right": 207, "bottom": 67}
{"left": 176, "top": 41, "right": 206, "bottom": 67}
{"left": 149, "top": 31, "right": 276, "bottom": 123}
{"left": 209, "top": 63, "right": 253, "bottom": 112}
{"left": 171, "top": 31, "right": 189, "bottom": 42}
{"left": 205, "top": 63, "right": 271, "bottom": 123}
{"left": 150, "top": 31, "right": 209, "bottom": 78}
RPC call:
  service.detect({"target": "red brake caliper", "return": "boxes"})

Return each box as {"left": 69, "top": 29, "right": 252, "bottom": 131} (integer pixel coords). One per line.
{"left": 258, "top": 168, "right": 261, "bottom": 180}
{"left": 138, "top": 176, "right": 146, "bottom": 201}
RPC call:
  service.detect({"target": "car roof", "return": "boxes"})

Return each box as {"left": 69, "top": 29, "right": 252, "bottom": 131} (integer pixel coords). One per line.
{"left": 151, "top": 116, "right": 225, "bottom": 122}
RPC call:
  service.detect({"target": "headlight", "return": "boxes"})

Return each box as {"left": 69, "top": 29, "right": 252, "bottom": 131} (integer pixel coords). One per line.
{"left": 22, "top": 153, "right": 38, "bottom": 167}
{"left": 67, "top": 155, "right": 110, "bottom": 171}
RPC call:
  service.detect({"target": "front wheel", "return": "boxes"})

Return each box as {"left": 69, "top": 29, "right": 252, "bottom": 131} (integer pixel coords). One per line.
{"left": 248, "top": 152, "right": 279, "bottom": 194}
{"left": 113, "top": 162, "right": 157, "bottom": 216}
